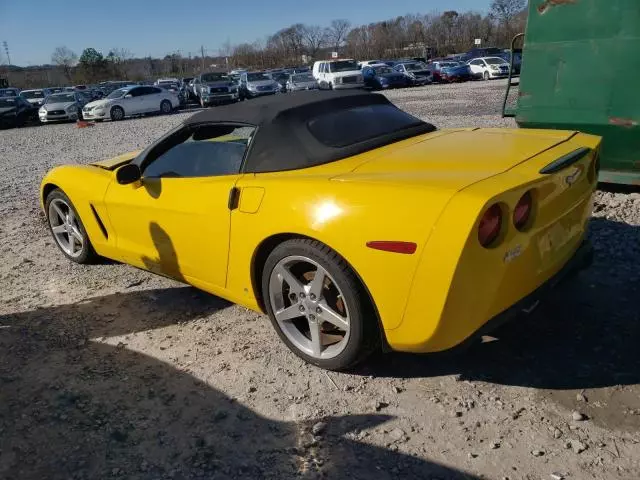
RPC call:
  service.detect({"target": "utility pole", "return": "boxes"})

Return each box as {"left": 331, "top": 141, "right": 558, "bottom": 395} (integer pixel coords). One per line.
{"left": 200, "top": 45, "right": 205, "bottom": 72}
{"left": 2, "top": 41, "right": 10, "bottom": 65}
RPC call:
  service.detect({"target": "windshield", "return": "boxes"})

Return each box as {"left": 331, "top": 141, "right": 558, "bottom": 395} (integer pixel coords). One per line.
{"left": 292, "top": 73, "right": 314, "bottom": 83}
{"left": 330, "top": 60, "right": 358, "bottom": 72}
{"left": 22, "top": 90, "right": 46, "bottom": 99}
{"left": 440, "top": 62, "right": 459, "bottom": 68}
{"left": 405, "top": 62, "right": 427, "bottom": 71}
{"left": 247, "top": 73, "right": 269, "bottom": 82}
{"left": 107, "top": 88, "right": 128, "bottom": 99}
{"left": 45, "top": 93, "right": 75, "bottom": 104}
{"left": 485, "top": 57, "right": 506, "bottom": 65}
{"left": 0, "top": 89, "right": 18, "bottom": 97}
{"left": 158, "top": 83, "right": 179, "bottom": 90}
{"left": 0, "top": 98, "right": 18, "bottom": 108}
{"left": 272, "top": 73, "right": 289, "bottom": 82}
{"left": 373, "top": 66, "right": 393, "bottom": 74}
{"left": 201, "top": 73, "right": 229, "bottom": 82}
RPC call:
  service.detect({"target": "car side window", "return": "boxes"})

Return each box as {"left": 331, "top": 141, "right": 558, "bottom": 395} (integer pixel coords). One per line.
{"left": 128, "top": 87, "right": 143, "bottom": 97}
{"left": 142, "top": 125, "right": 256, "bottom": 179}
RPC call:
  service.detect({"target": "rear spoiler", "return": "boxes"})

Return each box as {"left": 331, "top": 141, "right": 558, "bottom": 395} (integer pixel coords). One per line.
{"left": 539, "top": 147, "right": 591, "bottom": 174}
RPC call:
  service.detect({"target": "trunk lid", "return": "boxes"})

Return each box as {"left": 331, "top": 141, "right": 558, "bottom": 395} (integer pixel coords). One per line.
{"left": 334, "top": 128, "right": 578, "bottom": 192}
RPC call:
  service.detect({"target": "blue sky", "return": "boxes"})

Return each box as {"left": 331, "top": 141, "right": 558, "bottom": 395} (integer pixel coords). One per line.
{"left": 0, "top": 0, "right": 489, "bottom": 66}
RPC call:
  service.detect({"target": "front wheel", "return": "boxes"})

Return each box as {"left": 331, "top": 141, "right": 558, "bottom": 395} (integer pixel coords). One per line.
{"left": 483, "top": 71, "right": 490, "bottom": 81}
{"left": 110, "top": 106, "right": 124, "bottom": 121}
{"left": 262, "top": 239, "right": 379, "bottom": 371}
{"left": 46, "top": 189, "right": 98, "bottom": 264}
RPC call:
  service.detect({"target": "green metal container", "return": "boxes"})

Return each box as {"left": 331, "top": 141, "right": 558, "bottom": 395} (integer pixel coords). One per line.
{"left": 503, "top": 0, "right": 640, "bottom": 185}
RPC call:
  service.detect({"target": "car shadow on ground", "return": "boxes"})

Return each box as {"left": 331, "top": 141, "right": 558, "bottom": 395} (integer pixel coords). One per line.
{"left": 0, "top": 288, "right": 479, "bottom": 480}
{"left": 363, "top": 217, "right": 640, "bottom": 394}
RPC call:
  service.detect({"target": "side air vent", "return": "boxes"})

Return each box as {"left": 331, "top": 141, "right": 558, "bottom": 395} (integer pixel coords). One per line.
{"left": 90, "top": 204, "right": 109, "bottom": 239}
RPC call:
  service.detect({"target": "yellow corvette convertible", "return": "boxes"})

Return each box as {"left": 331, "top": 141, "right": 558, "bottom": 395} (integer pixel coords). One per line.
{"left": 40, "top": 91, "right": 600, "bottom": 370}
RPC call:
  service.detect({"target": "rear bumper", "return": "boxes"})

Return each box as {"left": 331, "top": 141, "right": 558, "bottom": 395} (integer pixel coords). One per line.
{"left": 452, "top": 239, "right": 593, "bottom": 351}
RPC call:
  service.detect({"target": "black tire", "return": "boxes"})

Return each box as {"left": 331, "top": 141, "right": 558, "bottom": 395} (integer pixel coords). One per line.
{"left": 45, "top": 188, "right": 98, "bottom": 264}
{"left": 483, "top": 71, "right": 490, "bottom": 81}
{"left": 110, "top": 106, "right": 125, "bottom": 121}
{"left": 160, "top": 100, "right": 172, "bottom": 114}
{"left": 261, "top": 238, "right": 379, "bottom": 371}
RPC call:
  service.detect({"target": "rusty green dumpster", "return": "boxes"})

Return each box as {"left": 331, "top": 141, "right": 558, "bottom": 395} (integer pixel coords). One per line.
{"left": 503, "top": 0, "right": 640, "bottom": 185}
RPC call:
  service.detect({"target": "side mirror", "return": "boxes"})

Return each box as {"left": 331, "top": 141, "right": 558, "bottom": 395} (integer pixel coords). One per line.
{"left": 116, "top": 163, "right": 142, "bottom": 185}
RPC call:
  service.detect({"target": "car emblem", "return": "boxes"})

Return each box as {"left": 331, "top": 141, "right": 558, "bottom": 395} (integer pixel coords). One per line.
{"left": 503, "top": 244, "right": 522, "bottom": 264}
{"left": 564, "top": 167, "right": 582, "bottom": 186}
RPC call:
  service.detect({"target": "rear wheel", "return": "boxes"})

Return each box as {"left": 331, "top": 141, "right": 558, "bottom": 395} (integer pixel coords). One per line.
{"left": 110, "top": 106, "right": 124, "bottom": 121}
{"left": 46, "top": 189, "right": 98, "bottom": 264}
{"left": 160, "top": 100, "right": 172, "bottom": 114}
{"left": 483, "top": 71, "right": 490, "bottom": 81}
{"left": 262, "top": 239, "right": 379, "bottom": 371}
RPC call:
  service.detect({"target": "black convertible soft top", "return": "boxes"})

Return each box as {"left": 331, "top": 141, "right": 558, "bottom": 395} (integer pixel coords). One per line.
{"left": 185, "top": 90, "right": 436, "bottom": 173}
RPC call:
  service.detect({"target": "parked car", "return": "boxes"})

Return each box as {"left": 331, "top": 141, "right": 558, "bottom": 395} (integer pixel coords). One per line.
{"left": 285, "top": 72, "right": 318, "bottom": 92}
{"left": 293, "top": 66, "right": 310, "bottom": 73}
{"left": 40, "top": 90, "right": 600, "bottom": 371}
{"left": 38, "top": 92, "right": 88, "bottom": 123}
{"left": 239, "top": 71, "right": 280, "bottom": 100}
{"left": 20, "top": 88, "right": 54, "bottom": 107}
{"left": 392, "top": 62, "right": 432, "bottom": 86}
{"left": 357, "top": 60, "right": 384, "bottom": 69}
{"left": 268, "top": 72, "right": 290, "bottom": 93}
{"left": 362, "top": 64, "right": 410, "bottom": 90}
{"left": 467, "top": 57, "right": 510, "bottom": 80}
{"left": 497, "top": 50, "right": 522, "bottom": 75}
{"left": 192, "top": 72, "right": 240, "bottom": 107}
{"left": 0, "top": 95, "right": 38, "bottom": 128}
{"left": 312, "top": 59, "right": 364, "bottom": 90}
{"left": 81, "top": 85, "right": 178, "bottom": 122}
{"left": 427, "top": 61, "right": 473, "bottom": 83}
{"left": 155, "top": 77, "right": 180, "bottom": 87}
{"left": 0, "top": 87, "right": 20, "bottom": 97}
{"left": 156, "top": 82, "right": 187, "bottom": 106}
{"left": 460, "top": 47, "right": 504, "bottom": 63}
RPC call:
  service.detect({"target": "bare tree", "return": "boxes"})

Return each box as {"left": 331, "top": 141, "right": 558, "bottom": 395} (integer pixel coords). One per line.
{"left": 327, "top": 19, "right": 351, "bottom": 52}
{"left": 51, "top": 46, "right": 78, "bottom": 81}
{"left": 490, "top": 0, "right": 526, "bottom": 26}
{"left": 300, "top": 25, "right": 327, "bottom": 59}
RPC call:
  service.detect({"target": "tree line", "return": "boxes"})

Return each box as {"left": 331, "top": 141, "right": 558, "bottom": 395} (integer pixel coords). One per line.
{"left": 2, "top": 0, "right": 526, "bottom": 88}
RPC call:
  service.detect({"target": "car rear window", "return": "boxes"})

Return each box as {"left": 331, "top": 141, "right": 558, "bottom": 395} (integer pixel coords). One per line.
{"left": 307, "top": 104, "right": 424, "bottom": 148}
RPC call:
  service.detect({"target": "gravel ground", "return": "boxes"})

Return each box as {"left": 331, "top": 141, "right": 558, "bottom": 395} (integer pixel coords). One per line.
{"left": 1, "top": 80, "right": 639, "bottom": 480}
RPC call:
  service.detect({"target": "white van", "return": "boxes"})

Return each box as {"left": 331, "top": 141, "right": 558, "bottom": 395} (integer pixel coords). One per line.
{"left": 312, "top": 59, "right": 364, "bottom": 90}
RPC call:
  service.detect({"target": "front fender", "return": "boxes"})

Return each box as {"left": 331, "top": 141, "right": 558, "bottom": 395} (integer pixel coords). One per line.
{"left": 40, "top": 165, "right": 115, "bottom": 255}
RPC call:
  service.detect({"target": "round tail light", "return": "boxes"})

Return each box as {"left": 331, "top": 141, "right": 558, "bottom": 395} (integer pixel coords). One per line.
{"left": 513, "top": 191, "right": 533, "bottom": 231}
{"left": 478, "top": 204, "right": 503, "bottom": 248}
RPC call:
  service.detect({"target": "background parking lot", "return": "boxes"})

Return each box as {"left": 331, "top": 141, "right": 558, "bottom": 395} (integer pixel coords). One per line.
{"left": 1, "top": 81, "right": 639, "bottom": 479}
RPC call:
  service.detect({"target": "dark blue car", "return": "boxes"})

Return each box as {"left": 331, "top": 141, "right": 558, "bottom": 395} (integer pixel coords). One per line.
{"left": 362, "top": 64, "right": 409, "bottom": 90}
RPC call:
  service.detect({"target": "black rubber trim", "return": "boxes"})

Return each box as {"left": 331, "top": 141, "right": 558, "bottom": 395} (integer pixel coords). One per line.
{"left": 539, "top": 147, "right": 591, "bottom": 174}
{"left": 90, "top": 204, "right": 109, "bottom": 239}
{"left": 227, "top": 187, "right": 240, "bottom": 210}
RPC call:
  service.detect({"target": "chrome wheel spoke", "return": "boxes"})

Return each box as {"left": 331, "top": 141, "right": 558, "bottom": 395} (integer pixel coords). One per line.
{"left": 275, "top": 304, "right": 303, "bottom": 322}
{"left": 52, "top": 225, "right": 66, "bottom": 234}
{"left": 308, "top": 266, "right": 327, "bottom": 300}
{"left": 274, "top": 264, "right": 304, "bottom": 293}
{"left": 69, "top": 225, "right": 83, "bottom": 243}
{"left": 308, "top": 320, "right": 323, "bottom": 357}
{"left": 318, "top": 302, "right": 349, "bottom": 331}
{"left": 52, "top": 203, "right": 65, "bottom": 222}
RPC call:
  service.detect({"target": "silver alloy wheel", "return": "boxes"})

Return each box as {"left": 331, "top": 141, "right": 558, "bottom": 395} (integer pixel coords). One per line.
{"left": 48, "top": 198, "right": 84, "bottom": 258}
{"left": 269, "top": 255, "right": 350, "bottom": 360}
{"left": 161, "top": 101, "right": 171, "bottom": 113}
